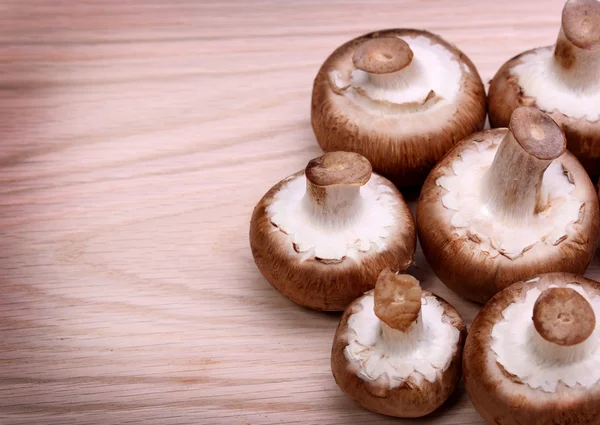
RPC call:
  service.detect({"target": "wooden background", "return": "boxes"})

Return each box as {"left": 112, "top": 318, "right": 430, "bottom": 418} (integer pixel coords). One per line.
{"left": 0, "top": 1, "right": 590, "bottom": 424}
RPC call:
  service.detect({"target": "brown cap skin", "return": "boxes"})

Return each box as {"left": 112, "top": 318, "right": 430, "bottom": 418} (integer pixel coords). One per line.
{"left": 331, "top": 288, "right": 466, "bottom": 417}
{"left": 417, "top": 129, "right": 600, "bottom": 303}
{"left": 311, "top": 28, "right": 486, "bottom": 187}
{"left": 464, "top": 273, "right": 600, "bottom": 425}
{"left": 249, "top": 163, "right": 416, "bottom": 312}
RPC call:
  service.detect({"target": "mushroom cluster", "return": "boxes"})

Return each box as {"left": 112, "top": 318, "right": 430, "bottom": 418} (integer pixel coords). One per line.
{"left": 249, "top": 2, "right": 600, "bottom": 421}
{"left": 311, "top": 29, "right": 486, "bottom": 186}
{"left": 489, "top": 0, "right": 600, "bottom": 175}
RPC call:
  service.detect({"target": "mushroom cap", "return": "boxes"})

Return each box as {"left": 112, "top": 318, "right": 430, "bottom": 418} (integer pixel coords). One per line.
{"left": 417, "top": 129, "right": 600, "bottom": 303}
{"left": 464, "top": 272, "right": 600, "bottom": 425}
{"left": 311, "top": 28, "right": 486, "bottom": 186}
{"left": 489, "top": 43, "right": 600, "bottom": 175}
{"left": 331, "top": 288, "right": 466, "bottom": 417}
{"left": 249, "top": 170, "right": 416, "bottom": 312}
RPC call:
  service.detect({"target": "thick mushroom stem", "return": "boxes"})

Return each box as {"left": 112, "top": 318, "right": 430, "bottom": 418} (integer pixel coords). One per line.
{"left": 481, "top": 107, "right": 566, "bottom": 224}
{"left": 531, "top": 287, "right": 596, "bottom": 362}
{"left": 553, "top": 0, "right": 600, "bottom": 88}
{"left": 374, "top": 270, "right": 423, "bottom": 349}
{"left": 304, "top": 152, "right": 372, "bottom": 224}
{"left": 352, "top": 37, "right": 418, "bottom": 89}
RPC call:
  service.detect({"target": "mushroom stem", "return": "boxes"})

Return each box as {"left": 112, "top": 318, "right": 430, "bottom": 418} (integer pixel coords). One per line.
{"left": 531, "top": 287, "right": 597, "bottom": 362}
{"left": 305, "top": 183, "right": 363, "bottom": 222}
{"left": 352, "top": 37, "right": 417, "bottom": 89}
{"left": 304, "top": 152, "right": 372, "bottom": 224}
{"left": 481, "top": 107, "right": 566, "bottom": 224}
{"left": 553, "top": 0, "right": 600, "bottom": 89}
{"left": 373, "top": 270, "right": 423, "bottom": 347}
{"left": 380, "top": 312, "right": 424, "bottom": 351}
{"left": 368, "top": 68, "right": 418, "bottom": 89}
{"left": 553, "top": 29, "right": 600, "bottom": 88}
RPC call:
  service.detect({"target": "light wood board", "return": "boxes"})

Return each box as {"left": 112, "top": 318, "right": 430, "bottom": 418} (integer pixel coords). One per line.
{"left": 0, "top": 1, "right": 592, "bottom": 424}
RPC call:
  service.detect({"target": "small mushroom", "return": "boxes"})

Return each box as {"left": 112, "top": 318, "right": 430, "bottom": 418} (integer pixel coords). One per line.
{"left": 417, "top": 106, "right": 600, "bottom": 303}
{"left": 331, "top": 269, "right": 466, "bottom": 417}
{"left": 464, "top": 272, "right": 600, "bottom": 425}
{"left": 249, "top": 152, "right": 416, "bottom": 311}
{"left": 489, "top": 0, "right": 600, "bottom": 175}
{"left": 311, "top": 29, "right": 486, "bottom": 186}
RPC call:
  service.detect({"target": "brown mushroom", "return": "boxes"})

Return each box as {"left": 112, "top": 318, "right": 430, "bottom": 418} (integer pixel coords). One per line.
{"left": 331, "top": 269, "right": 466, "bottom": 417}
{"left": 249, "top": 152, "right": 416, "bottom": 311}
{"left": 311, "top": 29, "right": 486, "bottom": 186}
{"left": 417, "top": 107, "right": 599, "bottom": 303}
{"left": 464, "top": 272, "right": 600, "bottom": 425}
{"left": 489, "top": 0, "right": 600, "bottom": 175}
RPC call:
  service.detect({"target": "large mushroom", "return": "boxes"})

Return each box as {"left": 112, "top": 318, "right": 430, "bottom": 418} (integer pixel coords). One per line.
{"left": 311, "top": 29, "right": 486, "bottom": 186}
{"left": 417, "top": 106, "right": 599, "bottom": 303}
{"left": 489, "top": 0, "right": 600, "bottom": 175}
{"left": 464, "top": 272, "right": 600, "bottom": 425}
{"left": 331, "top": 269, "right": 466, "bottom": 417}
{"left": 249, "top": 152, "right": 416, "bottom": 311}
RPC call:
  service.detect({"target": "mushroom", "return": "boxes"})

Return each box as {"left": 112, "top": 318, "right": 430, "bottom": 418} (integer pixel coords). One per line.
{"left": 249, "top": 152, "right": 416, "bottom": 311}
{"left": 489, "top": 0, "right": 600, "bottom": 175}
{"left": 417, "top": 106, "right": 600, "bottom": 303}
{"left": 311, "top": 29, "right": 486, "bottom": 186}
{"left": 464, "top": 272, "right": 600, "bottom": 425}
{"left": 331, "top": 269, "right": 466, "bottom": 417}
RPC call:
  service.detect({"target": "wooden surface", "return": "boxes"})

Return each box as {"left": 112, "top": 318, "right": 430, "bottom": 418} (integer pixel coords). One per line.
{"left": 0, "top": 1, "right": 592, "bottom": 424}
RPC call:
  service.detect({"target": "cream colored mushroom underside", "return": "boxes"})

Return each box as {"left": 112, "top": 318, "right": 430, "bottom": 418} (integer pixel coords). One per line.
{"left": 491, "top": 282, "right": 600, "bottom": 393}
{"left": 266, "top": 174, "right": 398, "bottom": 261}
{"left": 344, "top": 294, "right": 460, "bottom": 388}
{"left": 511, "top": 47, "right": 600, "bottom": 121}
{"left": 330, "top": 35, "right": 465, "bottom": 110}
{"left": 436, "top": 138, "right": 582, "bottom": 259}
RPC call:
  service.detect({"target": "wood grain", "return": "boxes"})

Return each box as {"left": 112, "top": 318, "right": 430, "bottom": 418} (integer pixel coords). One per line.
{"left": 0, "top": 1, "right": 592, "bottom": 424}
